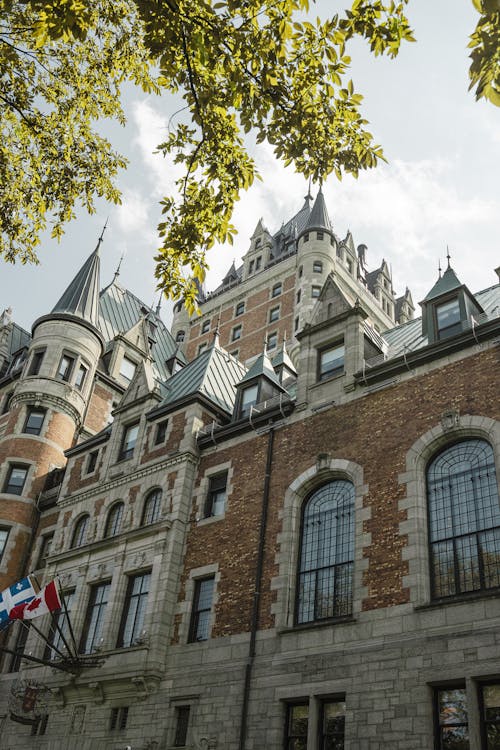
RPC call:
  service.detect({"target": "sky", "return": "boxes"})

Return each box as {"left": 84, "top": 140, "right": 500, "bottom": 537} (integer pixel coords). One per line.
{"left": 1, "top": 0, "right": 499, "bottom": 333}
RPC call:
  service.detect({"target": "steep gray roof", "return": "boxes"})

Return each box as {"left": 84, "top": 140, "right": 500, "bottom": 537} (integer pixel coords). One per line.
{"left": 422, "top": 266, "right": 462, "bottom": 302}
{"left": 7, "top": 322, "right": 30, "bottom": 356}
{"left": 99, "top": 281, "right": 182, "bottom": 383}
{"left": 158, "top": 342, "right": 247, "bottom": 414}
{"left": 303, "top": 188, "right": 332, "bottom": 233}
{"left": 239, "top": 349, "right": 284, "bottom": 389}
{"left": 272, "top": 341, "right": 297, "bottom": 374}
{"left": 51, "top": 242, "right": 101, "bottom": 327}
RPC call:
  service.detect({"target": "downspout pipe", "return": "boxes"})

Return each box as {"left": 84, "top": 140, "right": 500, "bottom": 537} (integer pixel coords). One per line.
{"left": 238, "top": 427, "right": 275, "bottom": 750}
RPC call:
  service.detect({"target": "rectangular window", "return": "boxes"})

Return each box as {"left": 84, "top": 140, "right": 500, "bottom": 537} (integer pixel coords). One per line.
{"left": 45, "top": 590, "right": 74, "bottom": 660}
{"left": 110, "top": 706, "right": 129, "bottom": 731}
{"left": 232, "top": 325, "right": 242, "bottom": 341}
{"left": 198, "top": 342, "right": 208, "bottom": 355}
{"left": 57, "top": 353, "right": 75, "bottom": 382}
{"left": 294, "top": 316, "right": 299, "bottom": 331}
{"left": 188, "top": 577, "right": 215, "bottom": 642}
{"left": 235, "top": 301, "right": 245, "bottom": 317}
{"left": 312, "top": 285, "right": 321, "bottom": 298}
{"left": 249, "top": 260, "right": 254, "bottom": 274}
{"left": 119, "top": 422, "right": 139, "bottom": 461}
{"left": 480, "top": 683, "right": 500, "bottom": 749}
{"left": 296, "top": 289, "right": 301, "bottom": 304}
{"left": 267, "top": 332, "right": 278, "bottom": 350}
{"left": 75, "top": 363, "right": 88, "bottom": 390}
{"left": 269, "top": 306, "right": 280, "bottom": 323}
{"left": 240, "top": 383, "right": 259, "bottom": 418}
{"left": 284, "top": 703, "right": 308, "bottom": 750}
{"left": 4, "top": 465, "right": 28, "bottom": 495}
{"left": 313, "top": 260, "right": 323, "bottom": 272}
{"left": 155, "top": 419, "right": 169, "bottom": 445}
{"left": 0, "top": 527, "right": 9, "bottom": 562}
{"left": 86, "top": 450, "right": 98, "bottom": 474}
{"left": 201, "top": 319, "right": 210, "bottom": 334}
{"left": 434, "top": 686, "right": 469, "bottom": 750}
{"left": 436, "top": 298, "right": 462, "bottom": 339}
{"left": 303, "top": 233, "right": 309, "bottom": 243}
{"left": 8, "top": 623, "right": 30, "bottom": 672}
{"left": 271, "top": 283, "right": 282, "bottom": 298}
{"left": 36, "top": 533, "right": 53, "bottom": 569}
{"left": 119, "top": 356, "right": 136, "bottom": 382}
{"left": 318, "top": 344, "right": 345, "bottom": 381}
{"left": 174, "top": 706, "right": 190, "bottom": 747}
{"left": 346, "top": 259, "right": 353, "bottom": 274}
{"left": 117, "top": 571, "right": 151, "bottom": 648}
{"left": 255, "top": 256, "right": 262, "bottom": 271}
{"left": 28, "top": 349, "right": 45, "bottom": 377}
{"left": 23, "top": 407, "right": 46, "bottom": 435}
{"left": 80, "top": 581, "right": 111, "bottom": 654}
{"left": 204, "top": 472, "right": 227, "bottom": 518}
{"left": 316, "top": 232, "right": 324, "bottom": 241}
{"left": 320, "top": 699, "right": 346, "bottom": 749}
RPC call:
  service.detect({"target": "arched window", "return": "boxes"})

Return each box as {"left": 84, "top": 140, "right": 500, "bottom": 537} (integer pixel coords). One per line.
{"left": 427, "top": 439, "right": 500, "bottom": 599}
{"left": 296, "top": 480, "right": 355, "bottom": 624}
{"left": 71, "top": 515, "right": 89, "bottom": 548}
{"left": 141, "top": 489, "right": 162, "bottom": 525}
{"left": 104, "top": 502, "right": 124, "bottom": 538}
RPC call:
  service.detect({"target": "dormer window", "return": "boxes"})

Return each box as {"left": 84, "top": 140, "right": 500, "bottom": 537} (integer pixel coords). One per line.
{"left": 176, "top": 330, "right": 185, "bottom": 343}
{"left": 255, "top": 256, "right": 262, "bottom": 271}
{"left": 201, "top": 319, "right": 210, "bottom": 334}
{"left": 119, "top": 356, "right": 136, "bottom": 382}
{"left": 436, "top": 298, "right": 461, "bottom": 339}
{"left": 240, "top": 384, "right": 259, "bottom": 418}
{"left": 318, "top": 343, "right": 345, "bottom": 381}
{"left": 249, "top": 260, "right": 254, "bottom": 275}
{"left": 255, "top": 238, "right": 261, "bottom": 248}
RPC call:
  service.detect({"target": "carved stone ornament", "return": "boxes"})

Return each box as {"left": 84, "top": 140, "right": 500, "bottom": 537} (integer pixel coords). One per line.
{"left": 441, "top": 409, "right": 460, "bottom": 431}
{"left": 71, "top": 704, "right": 86, "bottom": 734}
{"left": 8, "top": 679, "right": 49, "bottom": 724}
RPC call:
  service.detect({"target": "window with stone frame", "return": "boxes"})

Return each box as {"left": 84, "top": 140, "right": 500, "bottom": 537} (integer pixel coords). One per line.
{"left": 141, "top": 488, "right": 162, "bottom": 525}
{"left": 8, "top": 623, "right": 30, "bottom": 672}
{"left": 318, "top": 343, "right": 345, "bottom": 381}
{"left": 154, "top": 419, "right": 169, "bottom": 445}
{"left": 0, "top": 527, "right": 9, "bottom": 562}
{"left": 36, "top": 532, "right": 53, "bottom": 569}
{"left": 435, "top": 297, "right": 462, "bottom": 340}
{"left": 119, "top": 356, "right": 136, "bottom": 382}
{"left": 45, "top": 589, "right": 74, "bottom": 660}
{"left": 313, "top": 260, "right": 323, "bottom": 272}
{"left": 75, "top": 362, "right": 88, "bottom": 391}
{"left": 71, "top": 514, "right": 89, "bottom": 548}
{"left": 109, "top": 706, "right": 129, "bottom": 731}
{"left": 201, "top": 319, "right": 210, "bottom": 334}
{"left": 104, "top": 502, "right": 124, "bottom": 538}
{"left": 320, "top": 698, "right": 346, "bottom": 749}
{"left": 1, "top": 391, "right": 13, "bottom": 414}
{"left": 235, "top": 301, "right": 245, "bottom": 317}
{"left": 232, "top": 325, "right": 242, "bottom": 341}
{"left": 117, "top": 571, "right": 151, "bottom": 647}
{"left": 80, "top": 581, "right": 111, "bottom": 654}
{"left": 480, "top": 683, "right": 500, "bottom": 749}
{"left": 427, "top": 439, "right": 500, "bottom": 600}
{"left": 284, "top": 702, "right": 308, "bottom": 750}
{"left": 296, "top": 480, "right": 355, "bottom": 624}
{"left": 267, "top": 332, "right": 278, "bottom": 350}
{"left": 239, "top": 383, "right": 259, "bottom": 418}
{"left": 57, "top": 352, "right": 75, "bottom": 382}
{"left": 23, "top": 406, "right": 46, "bottom": 435}
{"left": 271, "top": 282, "right": 282, "bottom": 298}
{"left": 86, "top": 450, "right": 99, "bottom": 475}
{"left": 204, "top": 472, "right": 228, "bottom": 518}
{"left": 118, "top": 421, "right": 140, "bottom": 461}
{"left": 3, "top": 464, "right": 28, "bottom": 496}
{"left": 173, "top": 705, "right": 191, "bottom": 747}
{"left": 176, "top": 330, "right": 185, "bottom": 343}
{"left": 188, "top": 577, "right": 215, "bottom": 642}
{"left": 269, "top": 306, "right": 280, "bottom": 323}
{"left": 28, "top": 348, "right": 45, "bottom": 376}
{"left": 434, "top": 686, "right": 469, "bottom": 750}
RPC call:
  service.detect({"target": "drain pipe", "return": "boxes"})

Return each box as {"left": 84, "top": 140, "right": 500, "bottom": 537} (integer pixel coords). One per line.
{"left": 238, "top": 427, "right": 275, "bottom": 750}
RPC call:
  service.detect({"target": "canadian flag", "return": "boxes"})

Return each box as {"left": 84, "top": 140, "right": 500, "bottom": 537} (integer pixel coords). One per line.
{"left": 9, "top": 580, "right": 61, "bottom": 621}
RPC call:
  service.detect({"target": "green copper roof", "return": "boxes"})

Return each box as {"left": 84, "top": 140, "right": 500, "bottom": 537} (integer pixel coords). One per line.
{"left": 159, "top": 342, "right": 247, "bottom": 414}
{"left": 239, "top": 349, "right": 284, "bottom": 389}
{"left": 52, "top": 242, "right": 101, "bottom": 327}
{"left": 422, "top": 266, "right": 462, "bottom": 302}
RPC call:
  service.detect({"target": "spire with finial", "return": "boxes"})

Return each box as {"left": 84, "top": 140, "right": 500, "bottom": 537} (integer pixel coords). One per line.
{"left": 211, "top": 306, "right": 222, "bottom": 348}
{"left": 438, "top": 259, "right": 442, "bottom": 279}
{"left": 446, "top": 245, "right": 451, "bottom": 269}
{"left": 113, "top": 252, "right": 124, "bottom": 284}
{"left": 155, "top": 293, "right": 162, "bottom": 317}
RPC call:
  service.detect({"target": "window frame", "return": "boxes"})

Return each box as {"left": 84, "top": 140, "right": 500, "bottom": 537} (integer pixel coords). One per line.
{"left": 433, "top": 684, "right": 469, "bottom": 750}
{"left": 188, "top": 577, "right": 215, "bottom": 643}
{"left": 118, "top": 421, "right": 140, "bottom": 461}
{"left": 284, "top": 701, "right": 309, "bottom": 750}
{"left": 479, "top": 681, "right": 500, "bottom": 750}
{"left": 36, "top": 532, "right": 54, "bottom": 569}
{"left": 45, "top": 589, "right": 74, "bottom": 660}
{"left": 204, "top": 472, "right": 228, "bottom": 518}
{"left": 104, "top": 502, "right": 124, "bottom": 538}
{"left": 80, "top": 580, "right": 111, "bottom": 654}
{"left": 3, "top": 464, "right": 29, "bottom": 496}
{"left": 311, "top": 285, "right": 321, "bottom": 298}
{"left": 201, "top": 319, "right": 211, "bottom": 334}
{"left": 235, "top": 301, "right": 245, "bottom": 317}
{"left": 239, "top": 382, "right": 259, "bottom": 419}
{"left": 71, "top": 514, "right": 89, "bottom": 549}
{"left": 435, "top": 296, "right": 462, "bottom": 340}
{"left": 85, "top": 450, "right": 99, "bottom": 475}
{"left": 141, "top": 488, "right": 162, "bottom": 525}
{"left": 319, "top": 697, "right": 346, "bottom": 750}
{"left": 269, "top": 306, "right": 280, "bottom": 323}
{"left": 117, "top": 571, "right": 151, "bottom": 648}
{"left": 317, "top": 342, "right": 345, "bottom": 382}
{"left": 173, "top": 705, "right": 191, "bottom": 747}
{"left": 154, "top": 419, "right": 169, "bottom": 446}
{"left": 176, "top": 330, "right": 185, "bottom": 343}
{"left": 313, "top": 260, "right": 323, "bottom": 273}
{"left": 23, "top": 406, "right": 46, "bottom": 436}
{"left": 232, "top": 324, "right": 242, "bottom": 342}
{"left": 28, "top": 348, "right": 45, "bottom": 377}
{"left": 271, "top": 282, "right": 282, "bottom": 298}
{"left": 267, "top": 331, "right": 278, "bottom": 351}
{"left": 109, "top": 706, "right": 129, "bottom": 731}
{"left": 57, "top": 352, "right": 75, "bottom": 382}
{"left": 119, "top": 355, "right": 137, "bottom": 383}
{"left": 0, "top": 526, "right": 10, "bottom": 562}
{"left": 75, "top": 362, "right": 88, "bottom": 391}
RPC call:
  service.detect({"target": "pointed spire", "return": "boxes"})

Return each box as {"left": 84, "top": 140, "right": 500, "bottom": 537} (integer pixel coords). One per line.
{"left": 446, "top": 245, "right": 452, "bottom": 269}
{"left": 51, "top": 233, "right": 102, "bottom": 328}
{"left": 438, "top": 259, "right": 442, "bottom": 279}
{"left": 423, "top": 264, "right": 463, "bottom": 302}
{"left": 113, "top": 252, "right": 124, "bottom": 283}
{"left": 155, "top": 293, "right": 162, "bottom": 317}
{"left": 304, "top": 188, "right": 332, "bottom": 233}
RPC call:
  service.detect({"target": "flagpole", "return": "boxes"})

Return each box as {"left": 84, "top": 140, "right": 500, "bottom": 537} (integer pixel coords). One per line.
{"left": 0, "top": 644, "right": 74, "bottom": 673}
{"left": 32, "top": 575, "right": 76, "bottom": 660}
{"left": 17, "top": 619, "right": 68, "bottom": 662}
{"left": 58, "top": 581, "right": 79, "bottom": 658}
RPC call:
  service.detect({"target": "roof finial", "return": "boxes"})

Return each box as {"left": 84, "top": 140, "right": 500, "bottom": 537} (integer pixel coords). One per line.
{"left": 212, "top": 305, "right": 222, "bottom": 347}
{"left": 305, "top": 176, "right": 313, "bottom": 202}
{"left": 446, "top": 245, "right": 451, "bottom": 269}
{"left": 155, "top": 293, "right": 162, "bottom": 317}
{"left": 113, "top": 253, "right": 124, "bottom": 283}
{"left": 96, "top": 217, "right": 108, "bottom": 253}
{"left": 438, "top": 259, "right": 442, "bottom": 279}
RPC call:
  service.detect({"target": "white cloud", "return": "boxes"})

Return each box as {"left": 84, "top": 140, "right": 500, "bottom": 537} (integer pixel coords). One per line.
{"left": 115, "top": 189, "right": 150, "bottom": 234}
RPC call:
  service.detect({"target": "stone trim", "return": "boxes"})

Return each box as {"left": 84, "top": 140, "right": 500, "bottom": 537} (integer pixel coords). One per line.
{"left": 271, "top": 456, "right": 368, "bottom": 629}
{"left": 194, "top": 461, "right": 234, "bottom": 523}
{"left": 176, "top": 563, "right": 220, "bottom": 645}
{"left": 398, "top": 414, "right": 500, "bottom": 606}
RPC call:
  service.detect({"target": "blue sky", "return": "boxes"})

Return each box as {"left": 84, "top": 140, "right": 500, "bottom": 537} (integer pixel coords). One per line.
{"left": 1, "top": 0, "right": 499, "bottom": 332}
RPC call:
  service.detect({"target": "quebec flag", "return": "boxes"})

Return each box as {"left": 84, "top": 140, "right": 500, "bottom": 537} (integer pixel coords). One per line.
{"left": 0, "top": 577, "right": 36, "bottom": 629}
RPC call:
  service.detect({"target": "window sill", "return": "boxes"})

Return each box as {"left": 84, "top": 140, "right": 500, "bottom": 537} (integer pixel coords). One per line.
{"left": 415, "top": 587, "right": 500, "bottom": 611}
{"left": 197, "top": 513, "right": 225, "bottom": 526}
{"left": 278, "top": 615, "right": 356, "bottom": 635}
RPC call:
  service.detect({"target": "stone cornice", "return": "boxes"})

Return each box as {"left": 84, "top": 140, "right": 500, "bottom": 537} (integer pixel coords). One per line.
{"left": 11, "top": 389, "right": 80, "bottom": 426}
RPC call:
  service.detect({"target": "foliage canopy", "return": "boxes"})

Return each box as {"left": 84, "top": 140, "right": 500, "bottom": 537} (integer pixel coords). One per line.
{"left": 0, "top": 0, "right": 498, "bottom": 311}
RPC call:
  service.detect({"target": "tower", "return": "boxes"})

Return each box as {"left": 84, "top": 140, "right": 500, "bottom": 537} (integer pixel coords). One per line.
{"left": 0, "top": 241, "right": 104, "bottom": 589}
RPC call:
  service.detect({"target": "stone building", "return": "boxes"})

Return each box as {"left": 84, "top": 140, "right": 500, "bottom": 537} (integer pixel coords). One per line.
{"left": 0, "top": 190, "right": 499, "bottom": 749}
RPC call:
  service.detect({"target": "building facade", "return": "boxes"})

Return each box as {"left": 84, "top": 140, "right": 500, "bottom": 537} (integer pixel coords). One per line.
{"left": 0, "top": 191, "right": 499, "bottom": 749}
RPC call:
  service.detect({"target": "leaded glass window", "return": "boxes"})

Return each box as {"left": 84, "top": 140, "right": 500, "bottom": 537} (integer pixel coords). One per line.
{"left": 104, "top": 502, "right": 124, "bottom": 538}
{"left": 296, "top": 480, "right": 355, "bottom": 624}
{"left": 142, "top": 489, "right": 162, "bottom": 525}
{"left": 427, "top": 439, "right": 500, "bottom": 599}
{"left": 481, "top": 683, "right": 500, "bottom": 749}
{"left": 285, "top": 703, "right": 308, "bottom": 750}
{"left": 435, "top": 687, "right": 469, "bottom": 749}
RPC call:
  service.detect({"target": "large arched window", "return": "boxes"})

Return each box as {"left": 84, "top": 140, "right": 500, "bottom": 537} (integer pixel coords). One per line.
{"left": 104, "top": 502, "right": 124, "bottom": 538}
{"left": 141, "top": 489, "right": 162, "bottom": 526}
{"left": 71, "top": 515, "right": 89, "bottom": 548}
{"left": 427, "top": 439, "right": 500, "bottom": 599}
{"left": 296, "top": 480, "right": 355, "bottom": 624}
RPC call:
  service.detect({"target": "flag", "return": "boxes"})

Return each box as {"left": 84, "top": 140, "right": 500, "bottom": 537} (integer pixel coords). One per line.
{"left": 9, "top": 580, "right": 61, "bottom": 621}
{"left": 0, "top": 577, "right": 36, "bottom": 628}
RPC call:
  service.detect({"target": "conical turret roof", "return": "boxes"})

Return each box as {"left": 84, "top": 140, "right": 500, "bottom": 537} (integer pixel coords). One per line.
{"left": 304, "top": 188, "right": 332, "bottom": 233}
{"left": 51, "top": 239, "right": 101, "bottom": 327}
{"left": 422, "top": 266, "right": 462, "bottom": 303}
